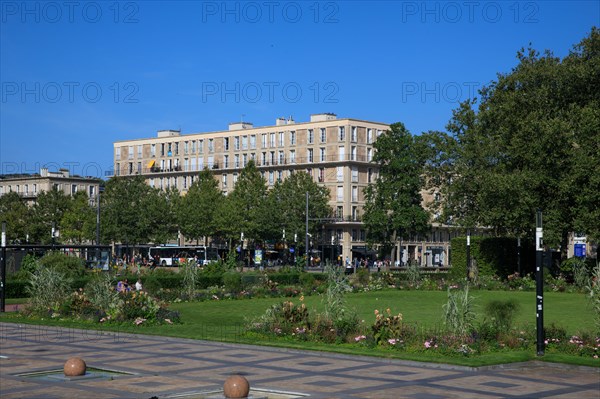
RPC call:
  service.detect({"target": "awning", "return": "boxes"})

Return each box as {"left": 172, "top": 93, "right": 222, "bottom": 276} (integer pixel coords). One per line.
{"left": 147, "top": 160, "right": 155, "bottom": 168}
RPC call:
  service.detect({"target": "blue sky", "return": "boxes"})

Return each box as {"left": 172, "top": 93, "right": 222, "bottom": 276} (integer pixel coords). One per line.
{"left": 1, "top": 1, "right": 597, "bottom": 178}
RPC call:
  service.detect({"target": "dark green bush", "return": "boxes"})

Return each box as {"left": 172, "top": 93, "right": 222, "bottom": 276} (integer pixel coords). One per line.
{"left": 484, "top": 299, "right": 520, "bottom": 332}
{"left": 241, "top": 273, "right": 261, "bottom": 288}
{"left": 299, "top": 272, "right": 315, "bottom": 290}
{"left": 6, "top": 280, "right": 28, "bottom": 298}
{"left": 39, "top": 251, "right": 86, "bottom": 277}
{"left": 223, "top": 272, "right": 242, "bottom": 292}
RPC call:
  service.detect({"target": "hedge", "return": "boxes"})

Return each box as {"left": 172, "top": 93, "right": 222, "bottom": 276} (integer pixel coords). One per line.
{"left": 449, "top": 236, "right": 535, "bottom": 280}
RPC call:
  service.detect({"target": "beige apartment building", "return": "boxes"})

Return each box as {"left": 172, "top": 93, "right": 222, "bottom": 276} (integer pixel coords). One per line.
{"left": 0, "top": 168, "right": 102, "bottom": 206}
{"left": 113, "top": 113, "right": 454, "bottom": 266}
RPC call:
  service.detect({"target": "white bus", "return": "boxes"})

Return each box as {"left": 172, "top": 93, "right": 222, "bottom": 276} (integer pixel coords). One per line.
{"left": 148, "top": 246, "right": 220, "bottom": 267}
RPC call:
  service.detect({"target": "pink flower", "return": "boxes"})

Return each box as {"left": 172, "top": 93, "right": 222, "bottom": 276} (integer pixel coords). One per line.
{"left": 424, "top": 341, "right": 431, "bottom": 349}
{"left": 388, "top": 339, "right": 397, "bottom": 345}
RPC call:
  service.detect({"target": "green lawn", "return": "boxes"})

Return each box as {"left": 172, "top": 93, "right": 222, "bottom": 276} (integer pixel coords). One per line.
{"left": 2, "top": 289, "right": 597, "bottom": 367}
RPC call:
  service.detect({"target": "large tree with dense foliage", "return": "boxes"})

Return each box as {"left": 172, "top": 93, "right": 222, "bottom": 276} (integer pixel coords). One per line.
{"left": 264, "top": 171, "right": 332, "bottom": 248}
{"left": 28, "top": 188, "right": 70, "bottom": 244}
{"left": 101, "top": 175, "right": 177, "bottom": 245}
{"left": 363, "top": 122, "right": 430, "bottom": 261}
{"left": 178, "top": 168, "right": 223, "bottom": 245}
{"left": 424, "top": 28, "right": 600, "bottom": 252}
{"left": 0, "top": 191, "right": 30, "bottom": 243}
{"left": 60, "top": 191, "right": 96, "bottom": 244}
{"left": 214, "top": 160, "right": 268, "bottom": 246}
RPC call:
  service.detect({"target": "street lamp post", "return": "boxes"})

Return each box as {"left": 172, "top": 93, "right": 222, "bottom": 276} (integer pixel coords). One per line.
{"left": 517, "top": 236, "right": 522, "bottom": 276}
{"left": 51, "top": 222, "right": 56, "bottom": 248}
{"left": 305, "top": 191, "right": 309, "bottom": 270}
{"left": 535, "top": 210, "right": 544, "bottom": 356}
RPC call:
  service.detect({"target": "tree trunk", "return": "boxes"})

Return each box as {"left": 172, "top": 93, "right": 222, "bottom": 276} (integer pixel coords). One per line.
{"left": 390, "top": 230, "right": 397, "bottom": 264}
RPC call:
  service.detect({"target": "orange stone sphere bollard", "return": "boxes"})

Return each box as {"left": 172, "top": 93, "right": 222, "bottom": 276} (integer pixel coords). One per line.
{"left": 63, "top": 357, "right": 87, "bottom": 377}
{"left": 223, "top": 374, "right": 250, "bottom": 398}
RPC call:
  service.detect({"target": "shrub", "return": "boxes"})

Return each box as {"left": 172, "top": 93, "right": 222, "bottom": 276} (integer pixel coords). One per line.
{"left": 484, "top": 299, "right": 520, "bottom": 333}
{"left": 26, "top": 267, "right": 73, "bottom": 315}
{"left": 356, "top": 268, "right": 370, "bottom": 285}
{"left": 39, "top": 251, "right": 86, "bottom": 278}
{"left": 299, "top": 272, "right": 315, "bottom": 291}
{"left": 223, "top": 272, "right": 242, "bottom": 292}
{"left": 371, "top": 308, "right": 405, "bottom": 345}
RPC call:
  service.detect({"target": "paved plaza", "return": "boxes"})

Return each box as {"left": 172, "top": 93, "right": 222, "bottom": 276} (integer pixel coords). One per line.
{"left": 0, "top": 322, "right": 598, "bottom": 399}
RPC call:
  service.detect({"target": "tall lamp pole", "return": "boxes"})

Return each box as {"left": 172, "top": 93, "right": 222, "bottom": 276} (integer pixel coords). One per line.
{"left": 535, "top": 210, "right": 545, "bottom": 356}
{"left": 1, "top": 222, "right": 6, "bottom": 312}
{"left": 305, "top": 191, "right": 309, "bottom": 270}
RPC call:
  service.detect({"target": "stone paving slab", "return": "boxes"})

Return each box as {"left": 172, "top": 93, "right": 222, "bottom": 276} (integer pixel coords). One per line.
{"left": 1, "top": 323, "right": 598, "bottom": 399}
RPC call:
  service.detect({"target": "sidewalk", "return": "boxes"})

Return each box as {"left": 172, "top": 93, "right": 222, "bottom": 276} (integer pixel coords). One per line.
{"left": 1, "top": 322, "right": 598, "bottom": 399}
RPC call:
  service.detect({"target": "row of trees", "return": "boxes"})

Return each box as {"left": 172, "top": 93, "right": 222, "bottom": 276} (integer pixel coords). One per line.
{"left": 0, "top": 161, "right": 332, "bottom": 250}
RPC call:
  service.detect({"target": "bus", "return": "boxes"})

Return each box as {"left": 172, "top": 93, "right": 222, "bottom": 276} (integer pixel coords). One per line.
{"left": 148, "top": 246, "right": 220, "bottom": 267}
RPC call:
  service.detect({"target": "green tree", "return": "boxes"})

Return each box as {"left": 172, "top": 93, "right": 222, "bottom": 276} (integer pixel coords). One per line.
{"left": 425, "top": 28, "right": 600, "bottom": 251}
{"left": 0, "top": 191, "right": 30, "bottom": 243}
{"left": 215, "top": 160, "right": 267, "bottom": 246}
{"left": 60, "top": 191, "right": 96, "bottom": 244}
{"left": 29, "top": 188, "right": 70, "bottom": 244}
{"left": 363, "top": 122, "right": 430, "bottom": 262}
{"left": 148, "top": 185, "right": 180, "bottom": 244}
{"left": 264, "top": 171, "right": 332, "bottom": 249}
{"left": 178, "top": 168, "right": 223, "bottom": 245}
{"left": 101, "top": 176, "right": 165, "bottom": 245}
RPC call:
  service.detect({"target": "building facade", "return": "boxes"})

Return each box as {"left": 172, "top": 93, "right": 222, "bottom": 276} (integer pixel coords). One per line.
{"left": 0, "top": 168, "right": 102, "bottom": 206}
{"left": 113, "top": 114, "right": 454, "bottom": 266}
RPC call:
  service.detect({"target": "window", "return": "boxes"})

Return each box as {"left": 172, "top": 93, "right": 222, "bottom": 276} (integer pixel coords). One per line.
{"left": 224, "top": 137, "right": 230, "bottom": 151}
{"left": 320, "top": 128, "right": 326, "bottom": 143}
{"left": 377, "top": 129, "right": 383, "bottom": 138}
{"left": 262, "top": 133, "right": 267, "bottom": 148}
{"left": 234, "top": 154, "right": 240, "bottom": 168}
{"left": 33, "top": 184, "right": 37, "bottom": 194}
{"left": 151, "top": 144, "right": 156, "bottom": 157}
{"left": 351, "top": 146, "right": 357, "bottom": 161}
{"left": 290, "top": 131, "right": 296, "bottom": 145}
{"left": 268, "top": 171, "right": 274, "bottom": 185}
{"left": 198, "top": 157, "right": 204, "bottom": 169}
{"left": 307, "top": 129, "right": 314, "bottom": 144}
{"left": 336, "top": 206, "right": 343, "bottom": 217}
{"left": 270, "top": 133, "right": 276, "bottom": 147}
{"left": 320, "top": 148, "right": 326, "bottom": 162}
{"left": 149, "top": 179, "right": 155, "bottom": 188}
{"left": 71, "top": 184, "right": 78, "bottom": 195}
{"left": 233, "top": 172, "right": 238, "bottom": 184}
{"left": 306, "top": 168, "right": 312, "bottom": 178}
{"left": 278, "top": 132, "right": 284, "bottom": 147}
{"left": 352, "top": 206, "right": 358, "bottom": 221}
{"left": 368, "top": 168, "right": 373, "bottom": 183}
{"left": 138, "top": 145, "right": 143, "bottom": 158}
{"left": 208, "top": 139, "right": 214, "bottom": 153}
{"left": 224, "top": 155, "right": 229, "bottom": 168}
{"left": 167, "top": 143, "right": 173, "bottom": 156}
{"left": 351, "top": 167, "right": 358, "bottom": 182}
{"left": 191, "top": 140, "right": 196, "bottom": 154}
{"left": 367, "top": 128, "right": 373, "bottom": 144}
{"left": 352, "top": 186, "right": 358, "bottom": 202}
{"left": 270, "top": 151, "right": 275, "bottom": 165}
{"left": 289, "top": 150, "right": 296, "bottom": 164}
{"left": 337, "top": 186, "right": 343, "bottom": 201}
{"left": 277, "top": 170, "right": 283, "bottom": 182}
{"left": 337, "top": 166, "right": 343, "bottom": 182}
{"left": 191, "top": 158, "right": 197, "bottom": 171}
{"left": 337, "top": 229, "right": 343, "bottom": 241}
{"left": 233, "top": 136, "right": 239, "bottom": 151}
{"left": 183, "top": 141, "right": 188, "bottom": 155}
{"left": 278, "top": 151, "right": 284, "bottom": 165}
{"left": 351, "top": 126, "right": 357, "bottom": 142}
{"left": 242, "top": 135, "right": 248, "bottom": 150}
{"left": 242, "top": 154, "right": 247, "bottom": 167}
{"left": 352, "top": 229, "right": 358, "bottom": 242}
{"left": 116, "top": 147, "right": 121, "bottom": 160}
{"left": 128, "top": 162, "right": 134, "bottom": 174}
{"left": 199, "top": 140, "right": 204, "bottom": 153}
{"left": 367, "top": 148, "right": 373, "bottom": 162}
{"left": 338, "top": 146, "right": 345, "bottom": 161}
{"left": 137, "top": 162, "right": 142, "bottom": 173}
{"left": 307, "top": 148, "right": 313, "bottom": 163}
{"left": 208, "top": 156, "right": 214, "bottom": 168}
{"left": 360, "top": 229, "right": 366, "bottom": 242}
{"left": 261, "top": 152, "right": 267, "bottom": 166}
{"left": 222, "top": 174, "right": 227, "bottom": 188}
{"left": 338, "top": 126, "right": 345, "bottom": 141}
{"left": 183, "top": 176, "right": 187, "bottom": 189}
{"left": 318, "top": 168, "right": 325, "bottom": 182}
{"left": 250, "top": 134, "right": 256, "bottom": 149}
{"left": 175, "top": 142, "right": 179, "bottom": 156}
{"left": 128, "top": 146, "right": 134, "bottom": 159}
